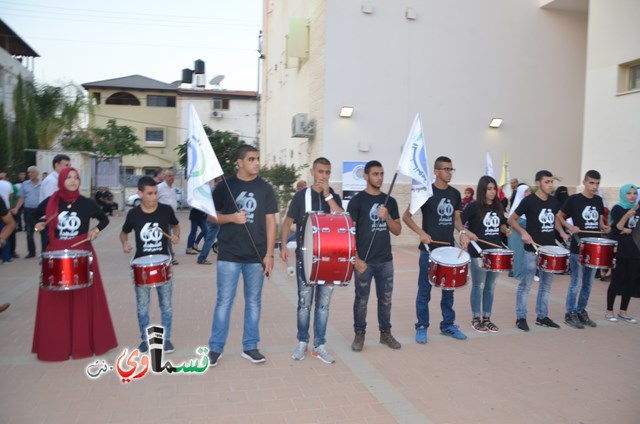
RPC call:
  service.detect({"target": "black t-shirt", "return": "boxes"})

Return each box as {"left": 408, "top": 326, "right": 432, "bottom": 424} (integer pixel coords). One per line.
{"left": 0, "top": 197, "right": 7, "bottom": 217}
{"left": 213, "top": 175, "right": 278, "bottom": 263}
{"left": 461, "top": 201, "right": 506, "bottom": 258}
{"left": 419, "top": 184, "right": 461, "bottom": 251}
{"left": 561, "top": 193, "right": 605, "bottom": 254}
{"left": 287, "top": 187, "right": 342, "bottom": 249}
{"left": 347, "top": 191, "right": 399, "bottom": 264}
{"left": 122, "top": 203, "right": 179, "bottom": 259}
{"left": 610, "top": 205, "right": 640, "bottom": 259}
{"left": 36, "top": 196, "right": 109, "bottom": 240}
{"left": 514, "top": 194, "right": 560, "bottom": 252}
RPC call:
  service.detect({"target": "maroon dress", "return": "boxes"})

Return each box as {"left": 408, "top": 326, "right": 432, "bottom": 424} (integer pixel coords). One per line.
{"left": 32, "top": 194, "right": 118, "bottom": 361}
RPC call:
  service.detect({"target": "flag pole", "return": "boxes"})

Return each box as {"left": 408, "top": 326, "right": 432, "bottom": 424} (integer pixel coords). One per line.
{"left": 362, "top": 172, "right": 398, "bottom": 263}
{"left": 220, "top": 175, "right": 266, "bottom": 272}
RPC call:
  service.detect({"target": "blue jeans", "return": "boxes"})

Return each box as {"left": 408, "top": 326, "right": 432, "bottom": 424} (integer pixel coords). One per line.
{"left": 353, "top": 261, "right": 394, "bottom": 333}
{"left": 469, "top": 257, "right": 498, "bottom": 318}
{"left": 209, "top": 260, "right": 264, "bottom": 353}
{"left": 187, "top": 218, "right": 207, "bottom": 248}
{"left": 416, "top": 250, "right": 456, "bottom": 331}
{"left": 516, "top": 251, "right": 553, "bottom": 319}
{"left": 135, "top": 280, "right": 173, "bottom": 341}
{"left": 566, "top": 253, "right": 595, "bottom": 313}
{"left": 198, "top": 221, "right": 219, "bottom": 262}
{"left": 508, "top": 218, "right": 526, "bottom": 279}
{"left": 0, "top": 220, "right": 10, "bottom": 262}
{"left": 296, "top": 255, "right": 334, "bottom": 346}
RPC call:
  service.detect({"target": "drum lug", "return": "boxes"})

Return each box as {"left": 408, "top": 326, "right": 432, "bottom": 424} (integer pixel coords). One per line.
{"left": 89, "top": 272, "right": 94, "bottom": 284}
{"left": 337, "top": 228, "right": 346, "bottom": 233}
{"left": 349, "top": 227, "right": 356, "bottom": 235}
{"left": 338, "top": 257, "right": 347, "bottom": 262}
{"left": 48, "top": 276, "right": 54, "bottom": 285}
{"left": 89, "top": 255, "right": 93, "bottom": 265}
{"left": 48, "top": 259, "right": 53, "bottom": 269}
{"left": 321, "top": 228, "right": 330, "bottom": 233}
{"left": 74, "top": 275, "right": 78, "bottom": 285}
{"left": 311, "top": 226, "right": 319, "bottom": 234}
{"left": 312, "top": 256, "right": 319, "bottom": 263}
{"left": 73, "top": 258, "right": 78, "bottom": 268}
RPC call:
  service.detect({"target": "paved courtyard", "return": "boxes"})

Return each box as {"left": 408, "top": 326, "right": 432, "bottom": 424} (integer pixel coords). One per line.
{"left": 1, "top": 211, "right": 639, "bottom": 423}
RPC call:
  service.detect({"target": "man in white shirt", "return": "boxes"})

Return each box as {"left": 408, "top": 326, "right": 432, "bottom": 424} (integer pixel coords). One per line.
{"left": 39, "top": 154, "right": 71, "bottom": 203}
{"left": 157, "top": 170, "right": 179, "bottom": 264}
{"left": 0, "top": 172, "right": 11, "bottom": 207}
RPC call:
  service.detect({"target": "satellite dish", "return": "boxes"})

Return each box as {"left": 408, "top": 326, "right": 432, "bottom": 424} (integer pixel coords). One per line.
{"left": 209, "top": 75, "right": 225, "bottom": 86}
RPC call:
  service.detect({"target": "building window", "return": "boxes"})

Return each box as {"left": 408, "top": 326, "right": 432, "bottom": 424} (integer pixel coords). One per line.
{"left": 147, "top": 95, "right": 176, "bottom": 107}
{"left": 213, "top": 98, "right": 230, "bottom": 110}
{"left": 105, "top": 92, "right": 140, "bottom": 105}
{"left": 92, "top": 92, "right": 101, "bottom": 104}
{"left": 145, "top": 128, "right": 164, "bottom": 143}
{"left": 618, "top": 60, "right": 640, "bottom": 94}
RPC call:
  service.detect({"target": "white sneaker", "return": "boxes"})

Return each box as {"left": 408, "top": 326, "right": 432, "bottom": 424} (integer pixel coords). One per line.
{"left": 291, "top": 341, "right": 308, "bottom": 360}
{"left": 534, "top": 275, "right": 540, "bottom": 282}
{"left": 311, "top": 344, "right": 335, "bottom": 364}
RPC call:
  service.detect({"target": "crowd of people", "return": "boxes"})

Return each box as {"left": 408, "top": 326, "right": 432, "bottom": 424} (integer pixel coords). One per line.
{"left": 0, "top": 149, "right": 638, "bottom": 367}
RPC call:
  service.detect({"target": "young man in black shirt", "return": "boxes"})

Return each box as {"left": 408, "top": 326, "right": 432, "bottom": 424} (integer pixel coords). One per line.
{"left": 208, "top": 145, "right": 278, "bottom": 366}
{"left": 348, "top": 161, "right": 402, "bottom": 351}
{"left": 509, "top": 170, "right": 568, "bottom": 331}
{"left": 120, "top": 176, "right": 180, "bottom": 353}
{"left": 280, "top": 157, "right": 343, "bottom": 364}
{"left": 556, "top": 170, "right": 610, "bottom": 328}
{"left": 403, "top": 156, "right": 470, "bottom": 343}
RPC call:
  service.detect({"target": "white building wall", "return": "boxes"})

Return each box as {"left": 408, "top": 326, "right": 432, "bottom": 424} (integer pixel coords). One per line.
{"left": 581, "top": 0, "right": 640, "bottom": 205}
{"left": 0, "top": 49, "right": 34, "bottom": 120}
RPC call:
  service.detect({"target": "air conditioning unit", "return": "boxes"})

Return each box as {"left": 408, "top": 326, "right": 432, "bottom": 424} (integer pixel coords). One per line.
{"left": 212, "top": 110, "right": 224, "bottom": 118}
{"left": 292, "top": 113, "right": 315, "bottom": 138}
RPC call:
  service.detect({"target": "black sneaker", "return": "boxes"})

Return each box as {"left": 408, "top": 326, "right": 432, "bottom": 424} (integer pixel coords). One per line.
{"left": 208, "top": 351, "right": 222, "bottom": 367}
{"left": 536, "top": 316, "right": 560, "bottom": 329}
{"left": 564, "top": 312, "right": 584, "bottom": 329}
{"left": 241, "top": 349, "right": 266, "bottom": 364}
{"left": 352, "top": 332, "right": 365, "bottom": 352}
{"left": 516, "top": 318, "right": 530, "bottom": 332}
{"left": 578, "top": 310, "right": 597, "bottom": 327}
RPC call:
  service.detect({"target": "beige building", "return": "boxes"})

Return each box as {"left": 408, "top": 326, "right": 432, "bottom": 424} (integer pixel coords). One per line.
{"left": 261, "top": 0, "right": 639, "bottom": 227}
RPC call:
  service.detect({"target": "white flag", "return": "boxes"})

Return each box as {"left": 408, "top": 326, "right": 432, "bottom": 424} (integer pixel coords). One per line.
{"left": 499, "top": 152, "right": 512, "bottom": 198}
{"left": 186, "top": 104, "right": 223, "bottom": 218}
{"left": 485, "top": 151, "right": 495, "bottom": 178}
{"left": 397, "top": 113, "right": 433, "bottom": 214}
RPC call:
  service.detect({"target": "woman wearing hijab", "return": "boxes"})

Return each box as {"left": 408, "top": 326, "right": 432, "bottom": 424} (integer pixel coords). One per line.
{"left": 507, "top": 184, "right": 531, "bottom": 279}
{"left": 605, "top": 184, "right": 640, "bottom": 323}
{"left": 32, "top": 167, "right": 118, "bottom": 361}
{"left": 462, "top": 187, "right": 474, "bottom": 211}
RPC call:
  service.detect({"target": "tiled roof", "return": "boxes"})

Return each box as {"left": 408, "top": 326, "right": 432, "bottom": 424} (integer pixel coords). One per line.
{"left": 82, "top": 75, "right": 175, "bottom": 91}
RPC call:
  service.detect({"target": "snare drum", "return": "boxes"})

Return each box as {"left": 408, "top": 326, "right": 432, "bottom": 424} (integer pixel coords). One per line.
{"left": 537, "top": 246, "right": 569, "bottom": 273}
{"left": 131, "top": 255, "right": 172, "bottom": 288}
{"left": 481, "top": 249, "right": 514, "bottom": 272}
{"left": 40, "top": 249, "right": 93, "bottom": 291}
{"left": 301, "top": 211, "right": 356, "bottom": 286}
{"left": 579, "top": 237, "right": 617, "bottom": 269}
{"left": 429, "top": 246, "right": 470, "bottom": 290}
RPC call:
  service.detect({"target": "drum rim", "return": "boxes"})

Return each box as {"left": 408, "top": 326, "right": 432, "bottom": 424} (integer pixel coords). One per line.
{"left": 131, "top": 254, "right": 172, "bottom": 266}
{"left": 41, "top": 249, "right": 92, "bottom": 258}
{"left": 482, "top": 248, "right": 514, "bottom": 255}
{"left": 580, "top": 237, "right": 617, "bottom": 245}
{"left": 430, "top": 246, "right": 470, "bottom": 264}
{"left": 538, "top": 246, "right": 569, "bottom": 255}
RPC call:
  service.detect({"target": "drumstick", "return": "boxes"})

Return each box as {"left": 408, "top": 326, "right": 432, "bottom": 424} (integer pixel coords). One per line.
{"left": 35, "top": 212, "right": 59, "bottom": 232}
{"left": 470, "top": 240, "right": 483, "bottom": 254}
{"left": 431, "top": 240, "right": 451, "bottom": 246}
{"left": 578, "top": 230, "right": 604, "bottom": 234}
{"left": 70, "top": 236, "right": 91, "bottom": 248}
{"left": 160, "top": 229, "right": 173, "bottom": 239}
{"left": 477, "top": 238, "right": 504, "bottom": 249}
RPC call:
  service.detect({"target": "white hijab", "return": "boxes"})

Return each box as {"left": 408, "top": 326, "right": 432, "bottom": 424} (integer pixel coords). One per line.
{"left": 509, "top": 185, "right": 530, "bottom": 218}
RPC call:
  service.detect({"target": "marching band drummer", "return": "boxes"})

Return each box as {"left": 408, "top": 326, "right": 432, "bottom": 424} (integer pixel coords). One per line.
{"left": 402, "top": 156, "right": 470, "bottom": 343}
{"left": 460, "top": 176, "right": 511, "bottom": 333}
{"left": 120, "top": 176, "right": 180, "bottom": 354}
{"left": 509, "top": 170, "right": 568, "bottom": 332}
{"left": 280, "top": 157, "right": 343, "bottom": 364}
{"left": 556, "top": 170, "right": 609, "bottom": 329}
{"left": 32, "top": 167, "right": 117, "bottom": 361}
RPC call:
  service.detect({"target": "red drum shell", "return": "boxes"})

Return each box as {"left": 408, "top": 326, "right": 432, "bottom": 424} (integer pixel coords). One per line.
{"left": 578, "top": 237, "right": 617, "bottom": 269}
{"left": 481, "top": 249, "right": 514, "bottom": 272}
{"left": 40, "top": 249, "right": 93, "bottom": 291}
{"left": 131, "top": 255, "right": 172, "bottom": 288}
{"left": 537, "top": 246, "right": 569, "bottom": 273}
{"left": 429, "top": 246, "right": 470, "bottom": 290}
{"left": 301, "top": 212, "right": 356, "bottom": 286}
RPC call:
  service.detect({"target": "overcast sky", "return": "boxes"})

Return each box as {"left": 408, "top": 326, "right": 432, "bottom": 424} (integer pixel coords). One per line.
{"left": 2, "top": 0, "right": 262, "bottom": 91}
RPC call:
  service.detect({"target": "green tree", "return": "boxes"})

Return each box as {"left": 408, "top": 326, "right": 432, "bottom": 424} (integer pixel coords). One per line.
{"left": 260, "top": 163, "right": 307, "bottom": 214}
{"left": 92, "top": 119, "right": 146, "bottom": 159}
{"left": 0, "top": 104, "right": 9, "bottom": 171}
{"left": 175, "top": 125, "right": 244, "bottom": 176}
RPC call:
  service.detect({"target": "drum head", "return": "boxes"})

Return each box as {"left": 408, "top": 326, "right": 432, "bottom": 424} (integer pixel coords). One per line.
{"left": 131, "top": 254, "right": 170, "bottom": 266}
{"left": 42, "top": 249, "right": 91, "bottom": 258}
{"left": 431, "top": 246, "right": 470, "bottom": 265}
{"left": 580, "top": 237, "right": 617, "bottom": 246}
{"left": 539, "top": 245, "right": 569, "bottom": 256}
{"left": 483, "top": 248, "right": 513, "bottom": 255}
{"left": 301, "top": 213, "right": 317, "bottom": 283}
